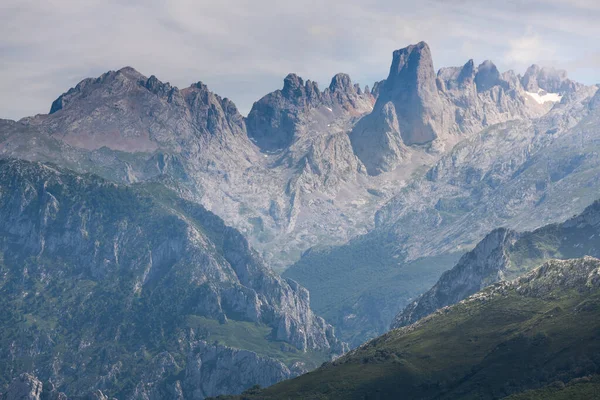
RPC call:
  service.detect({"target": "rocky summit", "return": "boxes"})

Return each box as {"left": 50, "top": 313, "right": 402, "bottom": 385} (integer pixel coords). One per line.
{"left": 350, "top": 41, "right": 559, "bottom": 175}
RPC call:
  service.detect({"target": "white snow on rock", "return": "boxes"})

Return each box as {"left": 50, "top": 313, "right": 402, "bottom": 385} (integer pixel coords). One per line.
{"left": 526, "top": 89, "right": 562, "bottom": 104}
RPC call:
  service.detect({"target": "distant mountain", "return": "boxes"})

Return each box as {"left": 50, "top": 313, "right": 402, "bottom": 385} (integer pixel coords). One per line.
{"left": 222, "top": 257, "right": 600, "bottom": 399}
{"left": 0, "top": 159, "right": 344, "bottom": 399}
{"left": 349, "top": 41, "right": 558, "bottom": 175}
{"left": 393, "top": 198, "right": 600, "bottom": 328}
{"left": 286, "top": 72, "right": 599, "bottom": 346}
{"left": 2, "top": 66, "right": 381, "bottom": 271}
{"left": 247, "top": 72, "right": 374, "bottom": 151}
{"left": 2, "top": 41, "right": 581, "bottom": 272}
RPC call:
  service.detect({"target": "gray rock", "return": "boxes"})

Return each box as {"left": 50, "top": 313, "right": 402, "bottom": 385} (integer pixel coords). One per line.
{"left": 392, "top": 228, "right": 516, "bottom": 328}
{"left": 0, "top": 159, "right": 345, "bottom": 399}
{"left": 350, "top": 42, "right": 551, "bottom": 175}
{"left": 474, "top": 60, "right": 502, "bottom": 92}
{"left": 521, "top": 64, "right": 579, "bottom": 94}
{"left": 246, "top": 72, "right": 373, "bottom": 151}
{"left": 393, "top": 198, "right": 600, "bottom": 329}
{"left": 350, "top": 41, "right": 442, "bottom": 174}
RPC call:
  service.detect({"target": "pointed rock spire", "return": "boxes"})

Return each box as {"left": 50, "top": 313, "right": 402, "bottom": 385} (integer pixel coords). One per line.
{"left": 378, "top": 41, "right": 442, "bottom": 145}
{"left": 458, "top": 59, "right": 476, "bottom": 85}
{"left": 350, "top": 41, "right": 443, "bottom": 175}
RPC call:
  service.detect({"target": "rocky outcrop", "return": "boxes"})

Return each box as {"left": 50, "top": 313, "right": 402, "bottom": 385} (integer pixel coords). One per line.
{"left": 26, "top": 67, "right": 255, "bottom": 168}
{"left": 0, "top": 159, "right": 345, "bottom": 399}
{"left": 392, "top": 228, "right": 517, "bottom": 328}
{"left": 246, "top": 73, "right": 321, "bottom": 151}
{"left": 246, "top": 73, "right": 373, "bottom": 151}
{"left": 350, "top": 42, "right": 553, "bottom": 175}
{"left": 393, "top": 199, "right": 600, "bottom": 329}
{"left": 130, "top": 341, "right": 298, "bottom": 400}
{"left": 521, "top": 64, "right": 579, "bottom": 94}
{"left": 382, "top": 41, "right": 443, "bottom": 145}
{"left": 513, "top": 257, "right": 600, "bottom": 297}
{"left": 181, "top": 341, "right": 295, "bottom": 399}
{"left": 350, "top": 42, "right": 442, "bottom": 174}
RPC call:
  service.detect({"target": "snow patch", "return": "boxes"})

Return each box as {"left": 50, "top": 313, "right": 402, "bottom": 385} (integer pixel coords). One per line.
{"left": 526, "top": 89, "right": 562, "bottom": 105}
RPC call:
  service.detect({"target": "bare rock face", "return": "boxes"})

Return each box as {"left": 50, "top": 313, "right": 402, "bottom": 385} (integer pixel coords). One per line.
{"left": 27, "top": 67, "right": 254, "bottom": 164}
{"left": 181, "top": 341, "right": 294, "bottom": 399}
{"left": 247, "top": 73, "right": 373, "bottom": 151}
{"left": 474, "top": 60, "right": 502, "bottom": 92}
{"left": 349, "top": 101, "right": 407, "bottom": 174}
{"left": 350, "top": 42, "right": 553, "bottom": 175}
{"left": 383, "top": 41, "right": 443, "bottom": 145}
{"left": 0, "top": 159, "right": 345, "bottom": 400}
{"left": 350, "top": 41, "right": 443, "bottom": 174}
{"left": 3, "top": 374, "right": 42, "bottom": 400}
{"left": 246, "top": 73, "right": 317, "bottom": 151}
{"left": 521, "top": 64, "right": 579, "bottom": 94}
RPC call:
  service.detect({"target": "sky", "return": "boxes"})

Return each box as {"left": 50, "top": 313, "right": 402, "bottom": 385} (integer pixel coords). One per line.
{"left": 1, "top": 0, "right": 600, "bottom": 120}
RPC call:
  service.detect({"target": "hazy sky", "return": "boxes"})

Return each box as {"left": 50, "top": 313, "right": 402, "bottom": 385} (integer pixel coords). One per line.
{"left": 1, "top": 0, "right": 599, "bottom": 119}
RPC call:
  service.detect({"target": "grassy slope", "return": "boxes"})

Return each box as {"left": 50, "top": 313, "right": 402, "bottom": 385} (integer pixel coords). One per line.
{"left": 220, "top": 260, "right": 600, "bottom": 400}
{"left": 505, "top": 375, "right": 600, "bottom": 400}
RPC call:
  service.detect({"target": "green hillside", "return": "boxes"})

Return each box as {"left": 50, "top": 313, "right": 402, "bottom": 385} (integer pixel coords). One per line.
{"left": 218, "top": 258, "right": 600, "bottom": 400}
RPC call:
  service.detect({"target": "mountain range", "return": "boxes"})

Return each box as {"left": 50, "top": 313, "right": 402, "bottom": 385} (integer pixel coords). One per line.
{"left": 1, "top": 39, "right": 599, "bottom": 399}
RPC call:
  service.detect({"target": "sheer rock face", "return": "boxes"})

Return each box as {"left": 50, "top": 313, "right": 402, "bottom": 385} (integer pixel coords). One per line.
{"left": 246, "top": 73, "right": 374, "bottom": 151}
{"left": 131, "top": 342, "right": 298, "bottom": 400}
{"left": 350, "top": 41, "right": 443, "bottom": 174}
{"left": 182, "top": 341, "right": 294, "bottom": 399}
{"left": 350, "top": 43, "right": 552, "bottom": 175}
{"left": 474, "top": 60, "right": 502, "bottom": 92}
{"left": 384, "top": 41, "right": 443, "bottom": 145}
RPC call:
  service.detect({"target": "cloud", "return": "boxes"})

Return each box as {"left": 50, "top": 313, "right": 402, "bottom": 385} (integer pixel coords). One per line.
{"left": 0, "top": 0, "right": 599, "bottom": 119}
{"left": 505, "top": 33, "right": 558, "bottom": 67}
